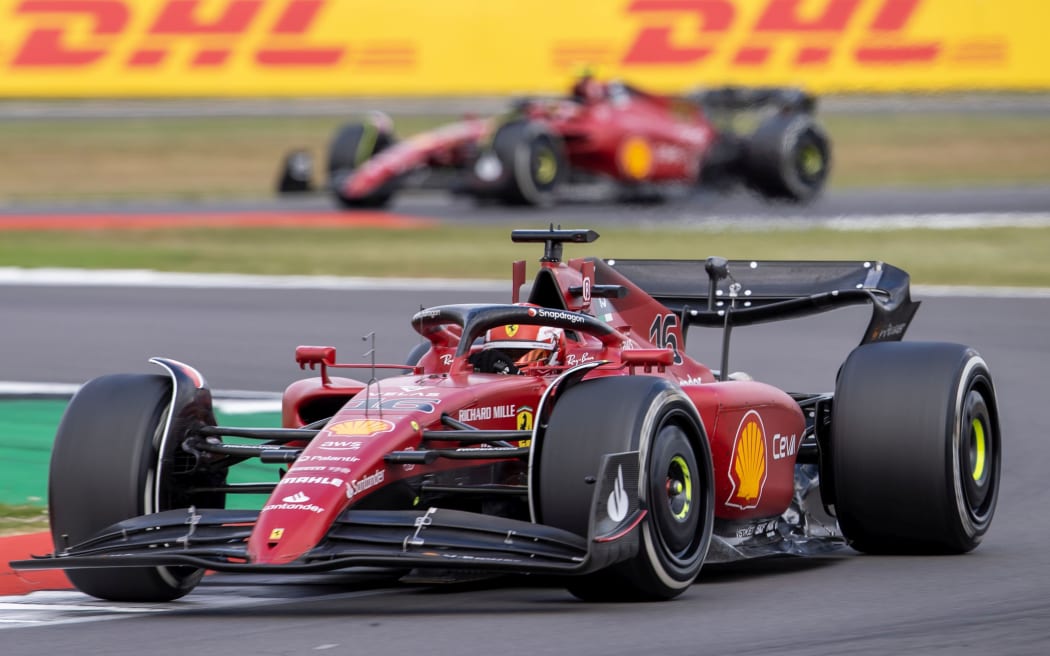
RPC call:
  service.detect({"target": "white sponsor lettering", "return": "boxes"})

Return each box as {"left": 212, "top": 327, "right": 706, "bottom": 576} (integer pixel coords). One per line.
{"left": 263, "top": 502, "right": 325, "bottom": 514}
{"left": 345, "top": 469, "right": 386, "bottom": 500}
{"left": 319, "top": 440, "right": 363, "bottom": 451}
{"left": 772, "top": 433, "right": 798, "bottom": 461}
{"left": 291, "top": 465, "right": 352, "bottom": 474}
{"left": 535, "top": 308, "right": 586, "bottom": 325}
{"left": 281, "top": 476, "right": 344, "bottom": 487}
{"left": 298, "top": 455, "right": 360, "bottom": 464}
{"left": 654, "top": 143, "right": 687, "bottom": 164}
{"left": 458, "top": 404, "right": 516, "bottom": 422}
{"left": 565, "top": 353, "right": 595, "bottom": 367}
{"left": 378, "top": 390, "right": 441, "bottom": 398}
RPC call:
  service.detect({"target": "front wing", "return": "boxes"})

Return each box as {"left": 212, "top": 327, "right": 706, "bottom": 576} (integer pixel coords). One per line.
{"left": 12, "top": 453, "right": 643, "bottom": 577}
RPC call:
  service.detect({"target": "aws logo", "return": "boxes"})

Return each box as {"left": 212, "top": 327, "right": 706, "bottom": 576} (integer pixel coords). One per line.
{"left": 726, "top": 410, "right": 768, "bottom": 510}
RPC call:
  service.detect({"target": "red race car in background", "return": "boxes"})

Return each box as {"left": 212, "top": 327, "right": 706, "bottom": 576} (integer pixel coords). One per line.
{"left": 277, "top": 74, "right": 832, "bottom": 208}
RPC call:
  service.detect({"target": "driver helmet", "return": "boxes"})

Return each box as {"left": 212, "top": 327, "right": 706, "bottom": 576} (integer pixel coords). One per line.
{"left": 571, "top": 71, "right": 605, "bottom": 104}
{"left": 483, "top": 323, "right": 566, "bottom": 367}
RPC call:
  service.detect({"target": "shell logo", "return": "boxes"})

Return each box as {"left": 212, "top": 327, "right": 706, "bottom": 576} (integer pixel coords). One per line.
{"left": 328, "top": 419, "right": 394, "bottom": 437}
{"left": 617, "top": 136, "right": 653, "bottom": 180}
{"left": 726, "top": 410, "right": 768, "bottom": 509}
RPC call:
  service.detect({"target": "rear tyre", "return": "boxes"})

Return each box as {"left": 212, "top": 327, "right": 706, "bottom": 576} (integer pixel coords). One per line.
{"left": 327, "top": 122, "right": 396, "bottom": 208}
{"left": 744, "top": 112, "right": 830, "bottom": 203}
{"left": 536, "top": 376, "right": 713, "bottom": 601}
{"left": 49, "top": 374, "right": 221, "bottom": 601}
{"left": 830, "top": 342, "right": 1001, "bottom": 554}
{"left": 471, "top": 120, "right": 566, "bottom": 206}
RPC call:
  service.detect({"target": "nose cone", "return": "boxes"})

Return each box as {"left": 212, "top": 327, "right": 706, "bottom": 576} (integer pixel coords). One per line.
{"left": 248, "top": 474, "right": 351, "bottom": 564}
{"left": 247, "top": 416, "right": 407, "bottom": 565}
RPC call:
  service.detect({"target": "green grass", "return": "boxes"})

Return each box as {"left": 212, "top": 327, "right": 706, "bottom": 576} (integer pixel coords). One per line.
{"left": 0, "top": 504, "right": 48, "bottom": 537}
{"left": 0, "top": 111, "right": 1048, "bottom": 202}
{"left": 1, "top": 224, "right": 1048, "bottom": 287}
{"left": 822, "top": 113, "right": 1050, "bottom": 188}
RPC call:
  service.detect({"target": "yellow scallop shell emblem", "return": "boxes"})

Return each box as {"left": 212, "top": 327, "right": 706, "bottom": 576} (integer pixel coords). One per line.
{"left": 617, "top": 136, "right": 653, "bottom": 180}
{"left": 328, "top": 419, "right": 394, "bottom": 436}
{"left": 726, "top": 411, "right": 768, "bottom": 509}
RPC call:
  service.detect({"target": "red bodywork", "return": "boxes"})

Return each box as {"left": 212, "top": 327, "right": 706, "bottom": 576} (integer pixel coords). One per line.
{"left": 341, "top": 82, "right": 714, "bottom": 202}
{"left": 252, "top": 248, "right": 803, "bottom": 566}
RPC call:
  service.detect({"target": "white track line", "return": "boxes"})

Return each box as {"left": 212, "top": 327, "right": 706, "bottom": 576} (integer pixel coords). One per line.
{"left": 0, "top": 586, "right": 402, "bottom": 630}
{"left": 658, "top": 211, "right": 1050, "bottom": 231}
{"left": 0, "top": 266, "right": 1047, "bottom": 297}
{"left": 0, "top": 267, "right": 507, "bottom": 292}
{"left": 0, "top": 381, "right": 281, "bottom": 412}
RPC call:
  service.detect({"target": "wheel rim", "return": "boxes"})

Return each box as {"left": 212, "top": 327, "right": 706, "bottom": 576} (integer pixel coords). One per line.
{"left": 667, "top": 455, "right": 692, "bottom": 522}
{"left": 647, "top": 423, "right": 706, "bottom": 562}
{"left": 795, "top": 136, "right": 826, "bottom": 185}
{"left": 533, "top": 145, "right": 558, "bottom": 186}
{"left": 959, "top": 388, "right": 996, "bottom": 519}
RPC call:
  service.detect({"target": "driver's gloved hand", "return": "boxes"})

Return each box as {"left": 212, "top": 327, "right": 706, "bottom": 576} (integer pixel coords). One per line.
{"left": 469, "top": 349, "right": 520, "bottom": 375}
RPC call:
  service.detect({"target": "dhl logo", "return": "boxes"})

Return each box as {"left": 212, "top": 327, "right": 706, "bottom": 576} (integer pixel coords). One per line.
{"left": 556, "top": 0, "right": 1006, "bottom": 71}
{"left": 1, "top": 0, "right": 372, "bottom": 69}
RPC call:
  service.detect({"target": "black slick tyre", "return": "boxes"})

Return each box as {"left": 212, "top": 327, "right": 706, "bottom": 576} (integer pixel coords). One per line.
{"left": 536, "top": 376, "right": 713, "bottom": 601}
{"left": 327, "top": 122, "right": 395, "bottom": 208}
{"left": 830, "top": 342, "right": 1001, "bottom": 554}
{"left": 48, "top": 374, "right": 220, "bottom": 601}
{"left": 472, "top": 120, "right": 566, "bottom": 206}
{"left": 744, "top": 112, "right": 830, "bottom": 202}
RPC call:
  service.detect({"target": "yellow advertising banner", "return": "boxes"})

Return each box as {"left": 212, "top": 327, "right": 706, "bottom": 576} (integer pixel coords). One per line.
{"left": 0, "top": 0, "right": 1045, "bottom": 97}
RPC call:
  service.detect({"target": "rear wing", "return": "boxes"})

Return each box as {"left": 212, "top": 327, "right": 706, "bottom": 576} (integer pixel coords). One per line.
{"left": 602, "top": 258, "right": 920, "bottom": 346}
{"left": 690, "top": 86, "right": 817, "bottom": 113}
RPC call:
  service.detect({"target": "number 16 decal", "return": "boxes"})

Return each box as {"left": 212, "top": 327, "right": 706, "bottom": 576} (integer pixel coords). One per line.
{"left": 649, "top": 314, "right": 683, "bottom": 364}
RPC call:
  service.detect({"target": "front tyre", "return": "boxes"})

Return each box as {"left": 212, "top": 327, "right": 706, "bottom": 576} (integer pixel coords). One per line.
{"left": 536, "top": 376, "right": 713, "bottom": 601}
{"left": 830, "top": 342, "right": 1001, "bottom": 554}
{"left": 327, "top": 121, "right": 396, "bottom": 208}
{"left": 48, "top": 374, "right": 211, "bottom": 601}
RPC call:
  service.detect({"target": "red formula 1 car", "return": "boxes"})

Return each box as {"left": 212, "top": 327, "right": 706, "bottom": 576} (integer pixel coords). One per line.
{"left": 277, "top": 75, "right": 832, "bottom": 208}
{"left": 13, "top": 228, "right": 999, "bottom": 603}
